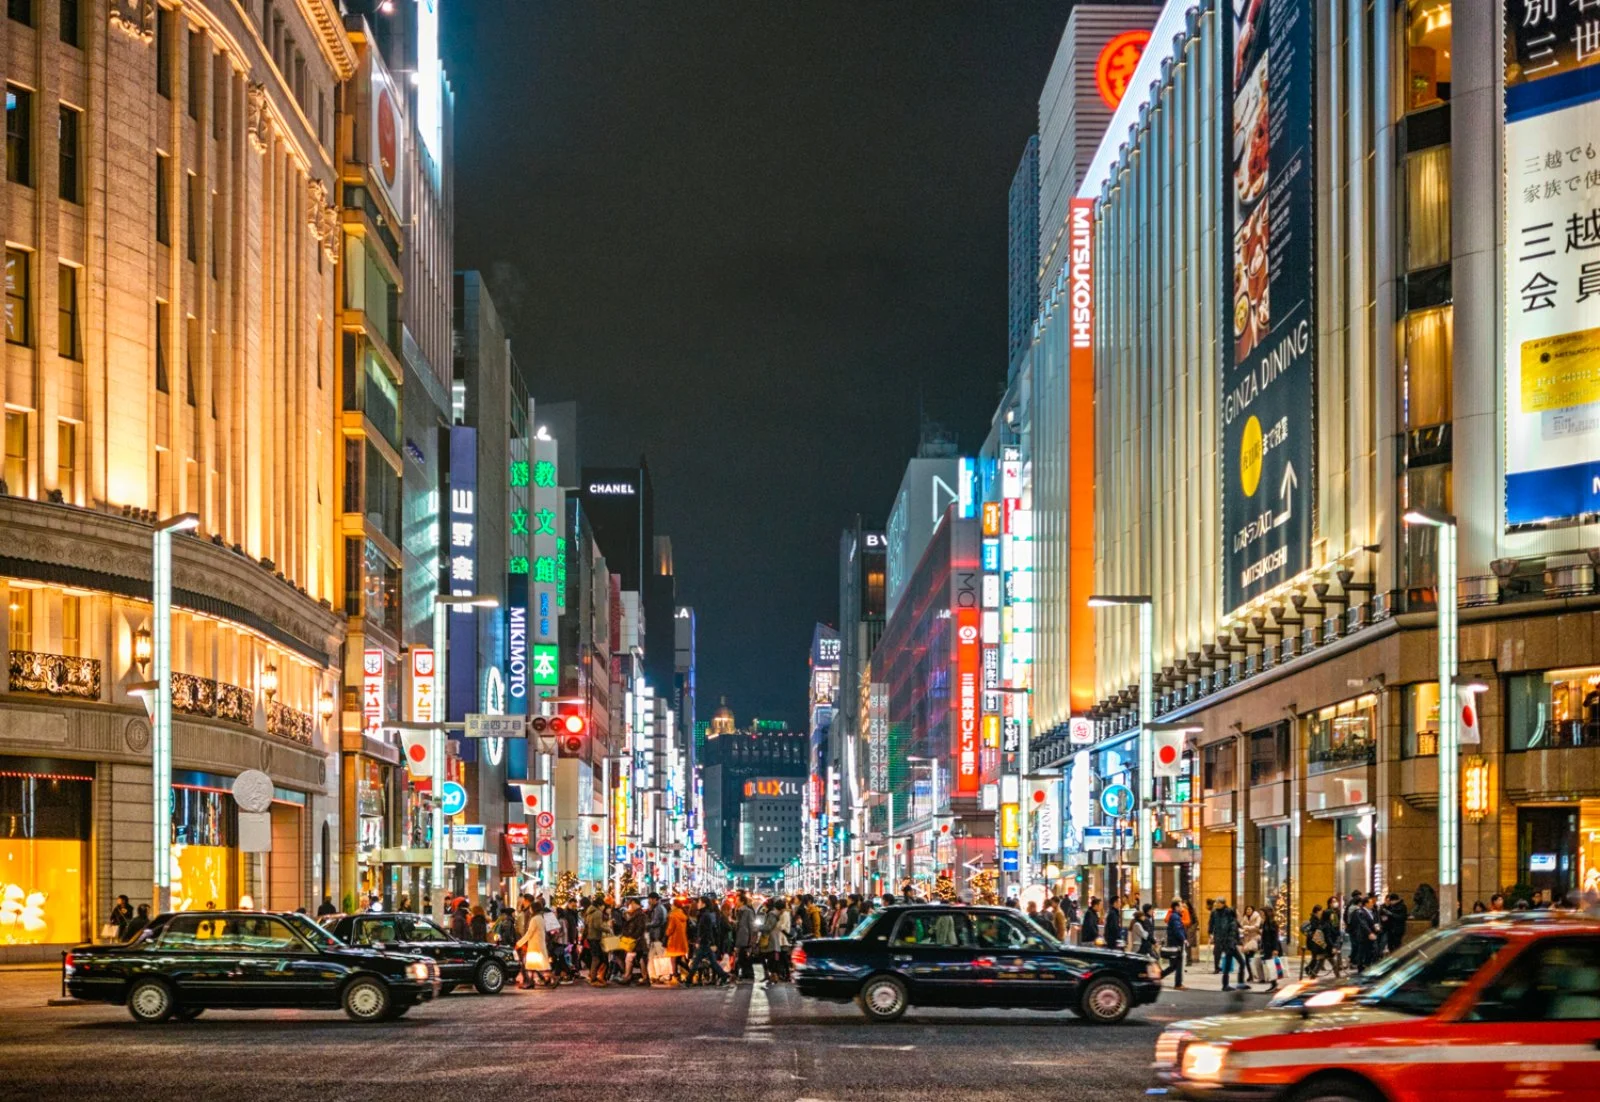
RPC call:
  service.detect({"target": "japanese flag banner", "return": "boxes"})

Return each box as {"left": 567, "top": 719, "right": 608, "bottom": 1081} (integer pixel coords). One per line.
{"left": 400, "top": 730, "right": 433, "bottom": 781}
{"left": 1152, "top": 727, "right": 1187, "bottom": 776}
{"left": 1459, "top": 686, "right": 1482, "bottom": 745}
{"left": 516, "top": 784, "right": 540, "bottom": 814}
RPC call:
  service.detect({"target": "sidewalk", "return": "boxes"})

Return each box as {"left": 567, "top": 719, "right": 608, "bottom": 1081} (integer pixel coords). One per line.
{"left": 1158, "top": 946, "right": 1300, "bottom": 995}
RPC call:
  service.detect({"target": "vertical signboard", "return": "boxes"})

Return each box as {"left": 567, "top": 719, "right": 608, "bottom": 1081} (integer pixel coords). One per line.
{"left": 505, "top": 574, "right": 529, "bottom": 714}
{"left": 531, "top": 433, "right": 564, "bottom": 631}
{"left": 409, "top": 647, "right": 435, "bottom": 723}
{"left": 1220, "top": 0, "right": 1316, "bottom": 613}
{"left": 445, "top": 426, "right": 478, "bottom": 722}
{"left": 953, "top": 516, "right": 981, "bottom": 796}
{"left": 1503, "top": 3, "right": 1600, "bottom": 525}
{"left": 1067, "top": 197, "right": 1098, "bottom": 711}
{"left": 362, "top": 649, "right": 384, "bottom": 734}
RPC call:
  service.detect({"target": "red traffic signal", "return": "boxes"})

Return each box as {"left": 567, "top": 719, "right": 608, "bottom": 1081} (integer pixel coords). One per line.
{"left": 554, "top": 711, "right": 587, "bottom": 755}
{"left": 559, "top": 714, "right": 585, "bottom": 736}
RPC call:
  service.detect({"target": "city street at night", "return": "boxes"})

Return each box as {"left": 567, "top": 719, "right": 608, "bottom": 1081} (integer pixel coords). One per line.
{"left": 0, "top": 970, "right": 1236, "bottom": 1101}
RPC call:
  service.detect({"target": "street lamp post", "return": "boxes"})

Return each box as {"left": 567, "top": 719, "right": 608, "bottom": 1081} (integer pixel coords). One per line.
{"left": 1402, "top": 508, "right": 1461, "bottom": 923}
{"left": 150, "top": 513, "right": 198, "bottom": 914}
{"left": 1088, "top": 594, "right": 1154, "bottom": 899}
{"left": 431, "top": 593, "right": 498, "bottom": 923}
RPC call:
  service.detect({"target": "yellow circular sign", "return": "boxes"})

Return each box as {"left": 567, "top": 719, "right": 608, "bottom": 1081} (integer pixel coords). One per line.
{"left": 1240, "top": 415, "right": 1263, "bottom": 497}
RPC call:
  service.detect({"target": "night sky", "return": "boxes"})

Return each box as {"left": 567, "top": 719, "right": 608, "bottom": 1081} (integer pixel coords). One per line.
{"left": 445, "top": 1, "right": 1075, "bottom": 727}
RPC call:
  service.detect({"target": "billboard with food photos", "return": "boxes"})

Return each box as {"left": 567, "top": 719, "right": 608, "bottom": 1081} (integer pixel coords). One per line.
{"left": 1220, "top": 0, "right": 1316, "bottom": 613}
{"left": 1502, "top": 1, "right": 1600, "bottom": 527}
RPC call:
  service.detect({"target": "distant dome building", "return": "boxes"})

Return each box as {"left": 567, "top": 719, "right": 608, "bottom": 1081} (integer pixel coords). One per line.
{"left": 709, "top": 698, "right": 737, "bottom": 738}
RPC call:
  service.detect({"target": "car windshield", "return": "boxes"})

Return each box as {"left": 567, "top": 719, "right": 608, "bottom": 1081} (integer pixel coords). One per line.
{"left": 1358, "top": 931, "right": 1508, "bottom": 1016}
{"left": 283, "top": 912, "right": 344, "bottom": 949}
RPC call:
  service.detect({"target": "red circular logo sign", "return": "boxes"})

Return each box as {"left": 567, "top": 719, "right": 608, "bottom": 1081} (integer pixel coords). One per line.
{"left": 1095, "top": 30, "right": 1152, "bottom": 110}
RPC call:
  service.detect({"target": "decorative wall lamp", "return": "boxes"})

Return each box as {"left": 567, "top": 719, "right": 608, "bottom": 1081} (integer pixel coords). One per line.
{"left": 133, "top": 625, "right": 153, "bottom": 673}
{"left": 260, "top": 663, "right": 279, "bottom": 703}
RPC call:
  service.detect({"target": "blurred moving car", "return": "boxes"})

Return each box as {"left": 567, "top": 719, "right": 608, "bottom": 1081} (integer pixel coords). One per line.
{"left": 64, "top": 910, "right": 439, "bottom": 1023}
{"left": 1153, "top": 913, "right": 1600, "bottom": 1101}
{"left": 793, "top": 903, "right": 1161, "bottom": 1023}
{"left": 324, "top": 911, "right": 518, "bottom": 994}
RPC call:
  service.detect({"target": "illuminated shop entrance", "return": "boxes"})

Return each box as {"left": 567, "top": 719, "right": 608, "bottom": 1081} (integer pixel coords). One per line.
{"left": 0, "top": 756, "right": 91, "bottom": 946}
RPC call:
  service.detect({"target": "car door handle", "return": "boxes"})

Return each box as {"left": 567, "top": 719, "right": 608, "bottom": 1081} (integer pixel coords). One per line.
{"left": 892, "top": 954, "right": 912, "bottom": 963}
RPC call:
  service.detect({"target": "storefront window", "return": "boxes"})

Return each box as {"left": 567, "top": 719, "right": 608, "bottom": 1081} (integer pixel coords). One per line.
{"left": 1509, "top": 670, "right": 1600, "bottom": 750}
{"left": 171, "top": 783, "right": 237, "bottom": 912}
{"left": 0, "top": 757, "right": 91, "bottom": 945}
{"left": 1518, "top": 806, "right": 1577, "bottom": 901}
{"left": 1259, "top": 823, "right": 1289, "bottom": 911}
{"left": 1403, "top": 306, "right": 1452, "bottom": 427}
{"left": 1307, "top": 695, "right": 1379, "bottom": 774}
{"left": 1404, "top": 682, "right": 1441, "bottom": 757}
{"left": 1334, "top": 814, "right": 1374, "bottom": 900}
{"left": 1405, "top": 1, "right": 1452, "bottom": 111}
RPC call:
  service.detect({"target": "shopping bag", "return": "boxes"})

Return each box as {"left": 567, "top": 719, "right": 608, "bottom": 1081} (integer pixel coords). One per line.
{"left": 602, "top": 935, "right": 623, "bottom": 953}
{"left": 647, "top": 945, "right": 673, "bottom": 983}
{"left": 99, "top": 923, "right": 120, "bottom": 941}
{"left": 617, "top": 936, "right": 637, "bottom": 952}
{"left": 524, "top": 949, "right": 548, "bottom": 970}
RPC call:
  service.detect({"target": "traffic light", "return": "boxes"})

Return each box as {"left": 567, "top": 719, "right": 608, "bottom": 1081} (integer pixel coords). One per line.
{"left": 557, "top": 712, "right": 585, "bottom": 755}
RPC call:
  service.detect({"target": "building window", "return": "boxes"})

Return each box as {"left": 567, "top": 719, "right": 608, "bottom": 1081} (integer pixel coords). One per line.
{"left": 8, "top": 587, "right": 33, "bottom": 651}
{"left": 1306, "top": 695, "right": 1379, "bottom": 774}
{"left": 1405, "top": 1, "right": 1451, "bottom": 112}
{"left": 1405, "top": 145, "right": 1451, "bottom": 272}
{"left": 56, "top": 264, "right": 77, "bottom": 360}
{"left": 7, "top": 84, "right": 32, "bottom": 186}
{"left": 1403, "top": 305, "right": 1452, "bottom": 429}
{"left": 59, "top": 0, "right": 78, "bottom": 46}
{"left": 342, "top": 438, "right": 361, "bottom": 514}
{"left": 57, "top": 104, "right": 79, "bottom": 203}
{"left": 1510, "top": 670, "right": 1600, "bottom": 751}
{"left": 184, "top": 317, "right": 198, "bottom": 406}
{"left": 55, "top": 419, "right": 75, "bottom": 503}
{"left": 1402, "top": 464, "right": 1452, "bottom": 590}
{"left": 61, "top": 594, "right": 80, "bottom": 656}
{"left": 7, "top": 0, "right": 31, "bottom": 27}
{"left": 1201, "top": 740, "right": 1235, "bottom": 794}
{"left": 3, "top": 409, "right": 26, "bottom": 496}
{"left": 154, "top": 447, "right": 169, "bottom": 517}
{"left": 187, "top": 28, "right": 203, "bottom": 119}
{"left": 1403, "top": 682, "right": 1441, "bottom": 757}
{"left": 155, "top": 5, "right": 173, "bottom": 98}
{"left": 1248, "top": 723, "right": 1289, "bottom": 786}
{"left": 211, "top": 190, "right": 221, "bottom": 277}
{"left": 155, "top": 154, "right": 170, "bottom": 245}
{"left": 154, "top": 301, "right": 170, "bottom": 392}
{"left": 212, "top": 54, "right": 228, "bottom": 139}
{"left": 186, "top": 172, "right": 198, "bottom": 261}
{"left": 5, "top": 248, "right": 29, "bottom": 346}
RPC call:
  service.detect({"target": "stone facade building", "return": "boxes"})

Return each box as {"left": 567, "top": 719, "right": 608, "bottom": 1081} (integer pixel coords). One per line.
{"left": 0, "top": 0, "right": 352, "bottom": 959}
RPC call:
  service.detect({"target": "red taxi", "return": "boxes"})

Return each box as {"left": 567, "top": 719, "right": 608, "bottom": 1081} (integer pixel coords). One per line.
{"left": 1152, "top": 913, "right": 1600, "bottom": 1101}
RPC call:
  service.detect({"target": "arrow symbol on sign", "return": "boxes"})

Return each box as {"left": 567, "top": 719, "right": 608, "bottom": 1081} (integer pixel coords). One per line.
{"left": 1273, "top": 461, "right": 1298, "bottom": 528}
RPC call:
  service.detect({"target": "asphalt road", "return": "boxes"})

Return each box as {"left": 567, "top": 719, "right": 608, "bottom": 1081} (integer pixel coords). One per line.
{"left": 0, "top": 970, "right": 1248, "bottom": 1100}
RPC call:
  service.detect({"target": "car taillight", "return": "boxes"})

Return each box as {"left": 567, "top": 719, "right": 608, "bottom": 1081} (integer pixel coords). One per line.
{"left": 791, "top": 945, "right": 807, "bottom": 967}
{"left": 63, "top": 951, "right": 74, "bottom": 974}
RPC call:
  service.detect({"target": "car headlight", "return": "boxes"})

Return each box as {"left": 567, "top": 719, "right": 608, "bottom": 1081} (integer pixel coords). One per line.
{"left": 1180, "top": 1041, "right": 1230, "bottom": 1084}
{"left": 408, "top": 962, "right": 430, "bottom": 982}
{"left": 1147, "top": 961, "right": 1163, "bottom": 981}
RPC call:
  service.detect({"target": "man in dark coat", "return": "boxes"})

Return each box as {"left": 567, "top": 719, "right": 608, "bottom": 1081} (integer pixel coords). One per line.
{"left": 1380, "top": 892, "right": 1409, "bottom": 954}
{"left": 1079, "top": 897, "right": 1101, "bottom": 945}
{"left": 1102, "top": 896, "right": 1124, "bottom": 950}
{"left": 1211, "top": 900, "right": 1248, "bottom": 991}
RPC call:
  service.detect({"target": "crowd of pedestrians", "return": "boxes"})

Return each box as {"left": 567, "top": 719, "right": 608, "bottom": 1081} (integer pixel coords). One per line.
{"left": 427, "top": 889, "right": 881, "bottom": 989}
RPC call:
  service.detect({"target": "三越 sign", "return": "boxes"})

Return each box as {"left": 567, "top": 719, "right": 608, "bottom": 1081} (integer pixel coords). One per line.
{"left": 1502, "top": 1, "right": 1600, "bottom": 526}
{"left": 1219, "top": 0, "right": 1316, "bottom": 613}
{"left": 1094, "top": 29, "right": 1150, "bottom": 110}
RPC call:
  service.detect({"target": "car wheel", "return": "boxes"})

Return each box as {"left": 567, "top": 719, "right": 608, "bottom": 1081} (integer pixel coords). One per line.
{"left": 342, "top": 977, "right": 391, "bottom": 1023}
{"left": 1078, "top": 975, "right": 1132, "bottom": 1024}
{"left": 126, "top": 979, "right": 174, "bottom": 1024}
{"left": 1287, "top": 1077, "right": 1381, "bottom": 1102}
{"left": 474, "top": 960, "right": 506, "bottom": 995}
{"left": 857, "top": 975, "right": 909, "bottom": 1022}
{"left": 175, "top": 1007, "right": 205, "bottom": 1021}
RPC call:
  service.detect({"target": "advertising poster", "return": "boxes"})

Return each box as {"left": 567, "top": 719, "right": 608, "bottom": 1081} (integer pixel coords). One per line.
{"left": 1503, "top": 2, "right": 1600, "bottom": 526}
{"left": 1220, "top": 0, "right": 1316, "bottom": 613}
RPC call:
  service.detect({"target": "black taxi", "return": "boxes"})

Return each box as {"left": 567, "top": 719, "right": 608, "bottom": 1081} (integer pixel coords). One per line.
{"left": 324, "top": 911, "right": 519, "bottom": 994}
